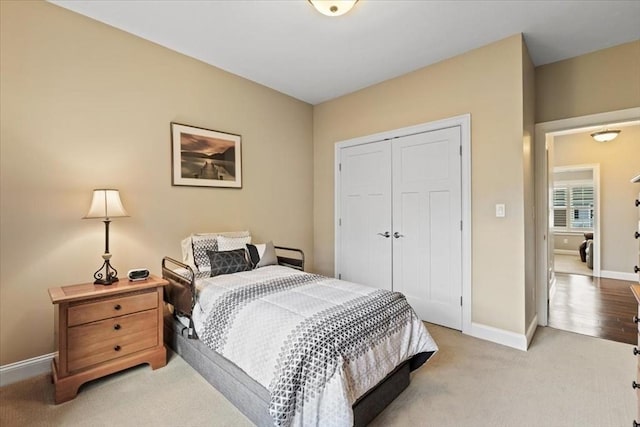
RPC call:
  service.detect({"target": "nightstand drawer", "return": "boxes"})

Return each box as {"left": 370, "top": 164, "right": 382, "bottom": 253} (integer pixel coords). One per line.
{"left": 68, "top": 309, "right": 157, "bottom": 348}
{"left": 68, "top": 320, "right": 158, "bottom": 371}
{"left": 68, "top": 291, "right": 157, "bottom": 326}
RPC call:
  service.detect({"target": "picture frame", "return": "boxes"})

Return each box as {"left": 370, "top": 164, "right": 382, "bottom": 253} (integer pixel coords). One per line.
{"left": 171, "top": 122, "right": 242, "bottom": 188}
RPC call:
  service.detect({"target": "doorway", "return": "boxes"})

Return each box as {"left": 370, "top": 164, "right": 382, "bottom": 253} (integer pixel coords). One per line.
{"left": 550, "top": 164, "right": 598, "bottom": 279}
{"left": 535, "top": 107, "right": 640, "bottom": 332}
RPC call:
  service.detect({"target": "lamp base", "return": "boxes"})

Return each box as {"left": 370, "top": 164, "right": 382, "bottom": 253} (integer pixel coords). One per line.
{"left": 93, "top": 254, "right": 119, "bottom": 286}
{"left": 94, "top": 276, "right": 119, "bottom": 286}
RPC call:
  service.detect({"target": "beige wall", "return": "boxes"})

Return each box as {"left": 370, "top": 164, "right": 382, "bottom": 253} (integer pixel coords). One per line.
{"left": 0, "top": 1, "right": 314, "bottom": 365}
{"left": 553, "top": 125, "right": 640, "bottom": 274}
{"left": 554, "top": 234, "right": 586, "bottom": 252}
{"left": 314, "top": 35, "right": 530, "bottom": 334}
{"left": 536, "top": 40, "right": 640, "bottom": 123}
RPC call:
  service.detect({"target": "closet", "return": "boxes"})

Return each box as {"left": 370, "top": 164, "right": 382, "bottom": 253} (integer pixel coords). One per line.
{"left": 336, "top": 126, "right": 463, "bottom": 330}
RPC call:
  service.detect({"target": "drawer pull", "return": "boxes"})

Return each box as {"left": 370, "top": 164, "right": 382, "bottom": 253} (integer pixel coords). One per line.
{"left": 114, "top": 304, "right": 122, "bottom": 311}
{"left": 113, "top": 324, "right": 121, "bottom": 331}
{"left": 634, "top": 347, "right": 640, "bottom": 356}
{"left": 634, "top": 316, "right": 640, "bottom": 324}
{"left": 635, "top": 231, "right": 640, "bottom": 239}
{"left": 635, "top": 266, "right": 639, "bottom": 274}
{"left": 114, "top": 345, "right": 121, "bottom": 352}
{"left": 633, "top": 381, "right": 640, "bottom": 389}
{"left": 636, "top": 199, "right": 640, "bottom": 207}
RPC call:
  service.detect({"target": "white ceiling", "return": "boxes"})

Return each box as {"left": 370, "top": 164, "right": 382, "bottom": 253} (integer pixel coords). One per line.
{"left": 50, "top": 0, "right": 640, "bottom": 105}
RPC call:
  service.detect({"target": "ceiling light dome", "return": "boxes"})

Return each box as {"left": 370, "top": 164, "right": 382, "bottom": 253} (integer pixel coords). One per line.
{"left": 309, "top": 0, "right": 358, "bottom": 17}
{"left": 590, "top": 129, "right": 621, "bottom": 142}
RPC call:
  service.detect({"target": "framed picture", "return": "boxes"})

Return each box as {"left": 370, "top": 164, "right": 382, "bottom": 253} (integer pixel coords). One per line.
{"left": 171, "top": 122, "right": 242, "bottom": 188}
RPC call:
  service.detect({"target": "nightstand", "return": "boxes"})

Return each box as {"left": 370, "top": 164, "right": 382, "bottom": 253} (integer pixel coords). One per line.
{"left": 48, "top": 275, "right": 168, "bottom": 404}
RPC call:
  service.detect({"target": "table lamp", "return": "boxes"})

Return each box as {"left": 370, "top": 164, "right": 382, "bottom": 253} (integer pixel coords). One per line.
{"left": 83, "top": 189, "right": 129, "bottom": 285}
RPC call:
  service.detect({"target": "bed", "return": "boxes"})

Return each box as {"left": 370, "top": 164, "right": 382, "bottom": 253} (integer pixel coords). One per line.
{"left": 162, "top": 233, "right": 438, "bottom": 427}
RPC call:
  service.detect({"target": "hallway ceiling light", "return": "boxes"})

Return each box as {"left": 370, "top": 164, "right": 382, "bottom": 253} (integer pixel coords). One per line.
{"left": 308, "top": 0, "right": 358, "bottom": 17}
{"left": 590, "top": 129, "right": 621, "bottom": 142}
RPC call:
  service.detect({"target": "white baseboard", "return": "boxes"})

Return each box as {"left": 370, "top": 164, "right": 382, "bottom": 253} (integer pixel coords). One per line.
{"left": 600, "top": 270, "right": 638, "bottom": 282}
{"left": 554, "top": 249, "right": 579, "bottom": 256}
{"left": 467, "top": 322, "right": 528, "bottom": 351}
{"left": 0, "top": 352, "right": 55, "bottom": 387}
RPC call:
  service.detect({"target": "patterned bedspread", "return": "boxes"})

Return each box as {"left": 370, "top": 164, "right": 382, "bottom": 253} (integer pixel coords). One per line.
{"left": 192, "top": 265, "right": 438, "bottom": 427}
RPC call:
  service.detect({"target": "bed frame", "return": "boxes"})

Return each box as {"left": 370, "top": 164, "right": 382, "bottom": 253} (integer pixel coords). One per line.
{"left": 161, "top": 247, "right": 433, "bottom": 426}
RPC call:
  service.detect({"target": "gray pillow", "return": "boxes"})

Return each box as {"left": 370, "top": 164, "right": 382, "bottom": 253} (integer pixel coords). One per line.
{"left": 246, "top": 241, "right": 278, "bottom": 269}
{"left": 257, "top": 241, "right": 278, "bottom": 268}
{"left": 206, "top": 249, "right": 251, "bottom": 277}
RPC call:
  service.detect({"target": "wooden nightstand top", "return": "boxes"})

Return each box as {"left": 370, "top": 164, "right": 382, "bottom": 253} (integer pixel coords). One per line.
{"left": 49, "top": 275, "right": 168, "bottom": 304}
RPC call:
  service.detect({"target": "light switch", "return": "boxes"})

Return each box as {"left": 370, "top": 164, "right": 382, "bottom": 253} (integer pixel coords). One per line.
{"left": 496, "top": 204, "right": 506, "bottom": 218}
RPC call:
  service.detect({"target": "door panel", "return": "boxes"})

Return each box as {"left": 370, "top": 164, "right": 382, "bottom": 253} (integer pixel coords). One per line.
{"left": 392, "top": 127, "right": 462, "bottom": 329}
{"left": 429, "top": 190, "right": 453, "bottom": 303}
{"left": 339, "top": 141, "right": 392, "bottom": 291}
{"left": 397, "top": 191, "right": 422, "bottom": 300}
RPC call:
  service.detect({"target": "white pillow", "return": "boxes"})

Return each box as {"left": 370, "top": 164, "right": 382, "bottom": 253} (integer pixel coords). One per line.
{"left": 217, "top": 234, "right": 252, "bottom": 251}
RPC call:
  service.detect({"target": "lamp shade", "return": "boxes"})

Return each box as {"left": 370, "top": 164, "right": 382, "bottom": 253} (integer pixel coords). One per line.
{"left": 83, "top": 189, "right": 129, "bottom": 219}
{"left": 590, "top": 129, "right": 621, "bottom": 142}
{"left": 309, "top": 0, "right": 358, "bottom": 16}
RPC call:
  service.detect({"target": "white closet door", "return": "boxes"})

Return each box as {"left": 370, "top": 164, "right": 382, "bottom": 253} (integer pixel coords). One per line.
{"left": 392, "top": 127, "right": 462, "bottom": 329}
{"left": 339, "top": 141, "right": 392, "bottom": 291}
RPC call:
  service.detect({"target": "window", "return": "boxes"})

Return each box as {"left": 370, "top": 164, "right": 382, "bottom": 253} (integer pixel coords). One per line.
{"left": 552, "top": 182, "right": 594, "bottom": 231}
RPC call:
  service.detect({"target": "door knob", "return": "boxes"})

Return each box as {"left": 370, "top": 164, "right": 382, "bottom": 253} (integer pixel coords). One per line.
{"left": 635, "top": 231, "right": 640, "bottom": 239}
{"left": 377, "top": 232, "right": 390, "bottom": 238}
{"left": 393, "top": 232, "right": 404, "bottom": 238}
{"left": 635, "top": 199, "right": 640, "bottom": 207}
{"left": 634, "top": 266, "right": 639, "bottom": 274}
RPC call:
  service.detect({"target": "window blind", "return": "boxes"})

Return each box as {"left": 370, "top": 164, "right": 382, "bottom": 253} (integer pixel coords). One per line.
{"left": 570, "top": 186, "right": 594, "bottom": 229}
{"left": 553, "top": 187, "right": 568, "bottom": 228}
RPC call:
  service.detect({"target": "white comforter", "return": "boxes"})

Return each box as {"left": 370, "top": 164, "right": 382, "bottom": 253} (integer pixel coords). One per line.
{"left": 191, "top": 265, "right": 437, "bottom": 427}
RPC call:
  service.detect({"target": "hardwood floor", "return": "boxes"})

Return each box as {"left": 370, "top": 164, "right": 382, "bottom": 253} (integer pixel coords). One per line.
{"left": 548, "top": 272, "right": 637, "bottom": 345}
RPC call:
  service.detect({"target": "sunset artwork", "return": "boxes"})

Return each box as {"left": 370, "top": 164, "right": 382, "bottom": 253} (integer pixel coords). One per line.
{"left": 171, "top": 123, "right": 242, "bottom": 188}
{"left": 180, "top": 132, "right": 236, "bottom": 180}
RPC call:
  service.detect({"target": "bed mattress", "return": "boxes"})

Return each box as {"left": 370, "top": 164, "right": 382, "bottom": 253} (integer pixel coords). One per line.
{"left": 186, "top": 265, "right": 438, "bottom": 427}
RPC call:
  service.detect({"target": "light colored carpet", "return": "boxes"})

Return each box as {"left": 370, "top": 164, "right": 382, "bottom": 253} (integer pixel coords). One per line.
{"left": 0, "top": 324, "right": 634, "bottom": 426}
{"left": 554, "top": 253, "right": 593, "bottom": 276}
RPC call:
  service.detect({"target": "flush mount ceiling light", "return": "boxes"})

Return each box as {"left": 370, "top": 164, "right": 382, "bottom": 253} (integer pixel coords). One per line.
{"left": 308, "top": 0, "right": 358, "bottom": 17}
{"left": 590, "top": 129, "right": 621, "bottom": 142}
